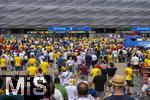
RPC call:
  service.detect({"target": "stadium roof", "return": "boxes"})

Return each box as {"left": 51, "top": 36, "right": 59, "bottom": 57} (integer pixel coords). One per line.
{"left": 0, "top": 0, "right": 150, "bottom": 28}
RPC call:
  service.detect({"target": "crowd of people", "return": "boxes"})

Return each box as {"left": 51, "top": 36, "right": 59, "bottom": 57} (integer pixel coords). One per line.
{"left": 0, "top": 35, "right": 150, "bottom": 100}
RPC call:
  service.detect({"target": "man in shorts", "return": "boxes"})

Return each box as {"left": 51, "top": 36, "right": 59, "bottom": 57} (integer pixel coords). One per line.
{"left": 0, "top": 56, "right": 7, "bottom": 74}
{"left": 125, "top": 63, "right": 133, "bottom": 95}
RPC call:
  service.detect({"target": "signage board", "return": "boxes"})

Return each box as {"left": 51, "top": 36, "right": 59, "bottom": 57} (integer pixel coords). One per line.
{"left": 48, "top": 26, "right": 91, "bottom": 31}
{"left": 48, "top": 26, "right": 70, "bottom": 31}
{"left": 131, "top": 27, "right": 150, "bottom": 31}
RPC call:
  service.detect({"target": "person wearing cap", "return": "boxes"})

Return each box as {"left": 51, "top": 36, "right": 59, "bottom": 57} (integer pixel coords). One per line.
{"left": 104, "top": 74, "right": 135, "bottom": 100}
{"left": 65, "top": 78, "right": 78, "bottom": 100}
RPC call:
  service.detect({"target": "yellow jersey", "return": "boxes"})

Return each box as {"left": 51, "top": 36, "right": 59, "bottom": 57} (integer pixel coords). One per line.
{"left": 14, "top": 56, "right": 22, "bottom": 67}
{"left": 40, "top": 62, "right": 49, "bottom": 74}
{"left": 27, "top": 66, "right": 37, "bottom": 77}
{"left": 0, "top": 58, "right": 7, "bottom": 67}
{"left": 38, "top": 45, "right": 42, "bottom": 49}
{"left": 144, "top": 59, "right": 150, "bottom": 67}
{"left": 108, "top": 55, "right": 113, "bottom": 62}
{"left": 45, "top": 46, "right": 51, "bottom": 52}
{"left": 57, "top": 52, "right": 61, "bottom": 57}
{"left": 53, "top": 53, "right": 58, "bottom": 61}
{"left": 74, "top": 52, "right": 78, "bottom": 56}
{"left": 148, "top": 51, "right": 150, "bottom": 59}
{"left": 125, "top": 67, "right": 133, "bottom": 81}
{"left": 28, "top": 58, "right": 37, "bottom": 66}
{"left": 146, "top": 50, "right": 150, "bottom": 59}
{"left": 91, "top": 68, "right": 101, "bottom": 79}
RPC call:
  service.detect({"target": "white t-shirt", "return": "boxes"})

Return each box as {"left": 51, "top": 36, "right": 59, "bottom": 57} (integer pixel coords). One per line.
{"left": 70, "top": 43, "right": 74, "bottom": 48}
{"left": 24, "top": 55, "right": 28, "bottom": 60}
{"left": 63, "top": 52, "right": 68, "bottom": 60}
{"left": 30, "top": 52, "right": 35, "bottom": 56}
{"left": 13, "top": 52, "right": 17, "bottom": 57}
{"left": 19, "top": 52, "right": 24, "bottom": 59}
{"left": 131, "top": 56, "right": 139, "bottom": 65}
{"left": 49, "top": 52, "right": 53, "bottom": 60}
{"left": 39, "top": 55, "right": 45, "bottom": 63}
{"left": 91, "top": 54, "right": 97, "bottom": 61}
{"left": 67, "top": 60, "right": 74, "bottom": 67}
{"left": 42, "top": 48, "right": 45, "bottom": 52}
{"left": 123, "top": 49, "right": 127, "bottom": 55}
{"left": 65, "top": 85, "right": 77, "bottom": 100}
{"left": 118, "top": 49, "right": 121, "bottom": 53}
{"left": 81, "top": 52, "right": 86, "bottom": 59}
{"left": 142, "top": 84, "right": 149, "bottom": 92}
{"left": 43, "top": 50, "right": 47, "bottom": 56}
{"left": 77, "top": 55, "right": 82, "bottom": 65}
{"left": 54, "top": 88, "right": 63, "bottom": 100}
{"left": 73, "top": 61, "right": 78, "bottom": 68}
{"left": 4, "top": 55, "right": 9, "bottom": 62}
{"left": 60, "top": 71, "right": 73, "bottom": 85}
{"left": 136, "top": 50, "right": 143, "bottom": 57}
{"left": 112, "top": 50, "right": 118, "bottom": 57}
{"left": 76, "top": 97, "right": 90, "bottom": 100}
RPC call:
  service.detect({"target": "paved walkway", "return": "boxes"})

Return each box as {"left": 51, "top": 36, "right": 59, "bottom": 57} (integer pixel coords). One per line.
{"left": 115, "top": 63, "right": 143, "bottom": 93}
{"left": 0, "top": 63, "right": 144, "bottom": 97}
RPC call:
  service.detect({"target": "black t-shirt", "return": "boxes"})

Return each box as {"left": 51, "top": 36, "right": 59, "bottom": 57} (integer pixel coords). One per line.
{"left": 101, "top": 69, "right": 107, "bottom": 81}
{"left": 104, "top": 95, "right": 135, "bottom": 100}
{"left": 107, "top": 68, "right": 117, "bottom": 77}
{"left": 93, "top": 75, "right": 106, "bottom": 92}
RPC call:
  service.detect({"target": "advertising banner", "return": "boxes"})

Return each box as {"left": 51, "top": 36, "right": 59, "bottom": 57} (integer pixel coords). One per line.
{"left": 48, "top": 26, "right": 91, "bottom": 31}
{"left": 131, "top": 27, "right": 150, "bottom": 31}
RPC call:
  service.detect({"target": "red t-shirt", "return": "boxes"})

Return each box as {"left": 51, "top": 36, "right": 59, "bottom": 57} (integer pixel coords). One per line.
{"left": 97, "top": 64, "right": 102, "bottom": 69}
